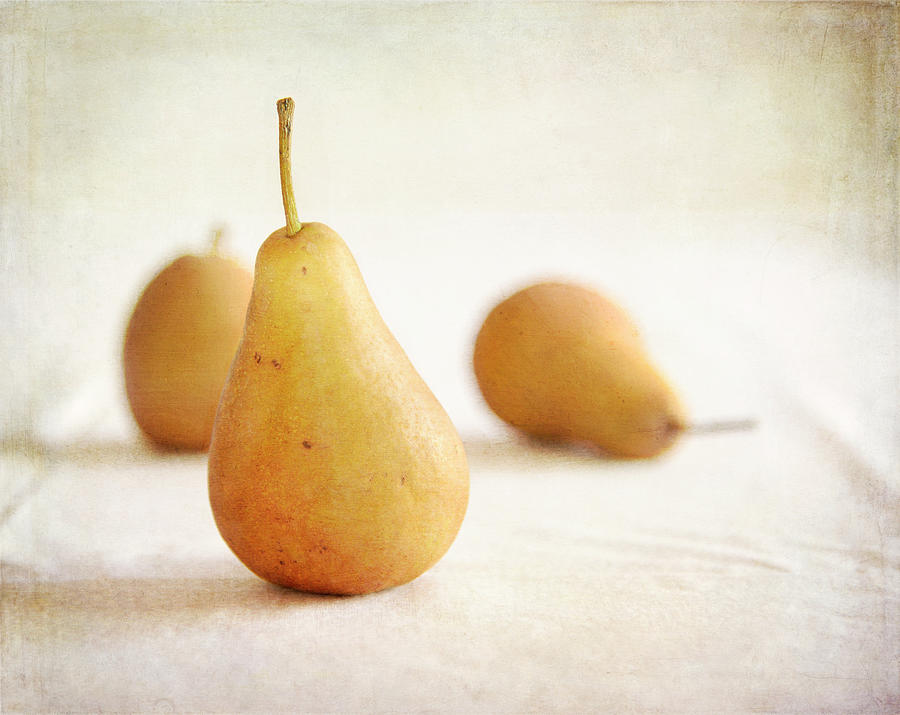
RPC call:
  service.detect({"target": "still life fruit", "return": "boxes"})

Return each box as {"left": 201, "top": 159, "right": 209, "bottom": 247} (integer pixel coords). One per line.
{"left": 473, "top": 281, "right": 686, "bottom": 459}
{"left": 208, "top": 98, "right": 469, "bottom": 595}
{"left": 123, "top": 230, "right": 252, "bottom": 451}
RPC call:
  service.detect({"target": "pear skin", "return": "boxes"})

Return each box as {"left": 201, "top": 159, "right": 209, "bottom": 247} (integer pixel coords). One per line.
{"left": 473, "top": 281, "right": 686, "bottom": 459}
{"left": 123, "top": 246, "right": 253, "bottom": 451}
{"left": 207, "top": 99, "right": 469, "bottom": 595}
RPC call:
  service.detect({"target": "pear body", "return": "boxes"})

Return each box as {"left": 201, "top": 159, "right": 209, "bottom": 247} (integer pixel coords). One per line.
{"left": 473, "top": 282, "right": 686, "bottom": 459}
{"left": 123, "top": 253, "right": 253, "bottom": 451}
{"left": 208, "top": 223, "right": 469, "bottom": 595}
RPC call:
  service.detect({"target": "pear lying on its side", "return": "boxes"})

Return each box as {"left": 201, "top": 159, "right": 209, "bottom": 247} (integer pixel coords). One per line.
{"left": 473, "top": 281, "right": 686, "bottom": 459}
{"left": 123, "top": 234, "right": 253, "bottom": 451}
{"left": 208, "top": 98, "right": 469, "bottom": 596}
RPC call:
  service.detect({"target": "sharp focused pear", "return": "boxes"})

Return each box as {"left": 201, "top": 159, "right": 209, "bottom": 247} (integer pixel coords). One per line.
{"left": 208, "top": 98, "right": 469, "bottom": 595}
{"left": 123, "top": 231, "right": 253, "bottom": 451}
{"left": 473, "top": 282, "right": 686, "bottom": 459}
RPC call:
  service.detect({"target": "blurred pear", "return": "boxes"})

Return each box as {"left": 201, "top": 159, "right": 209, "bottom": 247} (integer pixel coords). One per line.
{"left": 473, "top": 281, "right": 686, "bottom": 459}
{"left": 123, "top": 230, "right": 253, "bottom": 451}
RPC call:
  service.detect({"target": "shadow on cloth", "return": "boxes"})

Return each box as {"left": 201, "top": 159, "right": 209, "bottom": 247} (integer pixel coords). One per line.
{"left": 1, "top": 568, "right": 345, "bottom": 621}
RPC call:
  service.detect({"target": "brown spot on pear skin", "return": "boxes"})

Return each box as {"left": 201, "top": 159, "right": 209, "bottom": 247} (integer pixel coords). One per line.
{"left": 302, "top": 440, "right": 312, "bottom": 449}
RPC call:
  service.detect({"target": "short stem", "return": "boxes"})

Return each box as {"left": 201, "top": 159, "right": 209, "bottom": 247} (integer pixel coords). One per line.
{"left": 209, "top": 226, "right": 225, "bottom": 255}
{"left": 277, "top": 97, "right": 302, "bottom": 236}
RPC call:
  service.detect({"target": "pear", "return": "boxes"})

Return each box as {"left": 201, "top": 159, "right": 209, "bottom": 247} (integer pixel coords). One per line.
{"left": 123, "top": 229, "right": 253, "bottom": 451}
{"left": 473, "top": 281, "right": 686, "bottom": 459}
{"left": 207, "top": 98, "right": 469, "bottom": 596}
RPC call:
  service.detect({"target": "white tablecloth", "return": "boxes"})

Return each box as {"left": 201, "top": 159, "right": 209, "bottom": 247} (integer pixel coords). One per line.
{"left": 2, "top": 380, "right": 897, "bottom": 712}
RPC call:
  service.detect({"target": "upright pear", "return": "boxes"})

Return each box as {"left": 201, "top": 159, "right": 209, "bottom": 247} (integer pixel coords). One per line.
{"left": 473, "top": 282, "right": 686, "bottom": 459}
{"left": 208, "top": 98, "right": 469, "bottom": 595}
{"left": 123, "top": 230, "right": 253, "bottom": 451}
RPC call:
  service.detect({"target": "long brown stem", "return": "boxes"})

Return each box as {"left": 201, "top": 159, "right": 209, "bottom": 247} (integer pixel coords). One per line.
{"left": 277, "top": 97, "right": 302, "bottom": 236}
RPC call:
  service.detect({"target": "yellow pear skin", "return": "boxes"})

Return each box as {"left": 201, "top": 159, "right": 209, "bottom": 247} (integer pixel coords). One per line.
{"left": 208, "top": 99, "right": 469, "bottom": 596}
{"left": 473, "top": 282, "right": 686, "bottom": 459}
{"left": 123, "top": 246, "right": 253, "bottom": 451}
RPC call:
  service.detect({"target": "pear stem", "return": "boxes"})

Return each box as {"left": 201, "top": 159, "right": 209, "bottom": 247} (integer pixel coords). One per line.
{"left": 209, "top": 226, "right": 224, "bottom": 256}
{"left": 687, "top": 418, "right": 758, "bottom": 434}
{"left": 277, "top": 97, "right": 302, "bottom": 236}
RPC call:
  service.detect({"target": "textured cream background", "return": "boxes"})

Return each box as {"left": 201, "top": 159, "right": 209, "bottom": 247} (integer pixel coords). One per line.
{"left": 1, "top": 2, "right": 898, "bottom": 713}
{"left": 2, "top": 1, "right": 896, "bottom": 444}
